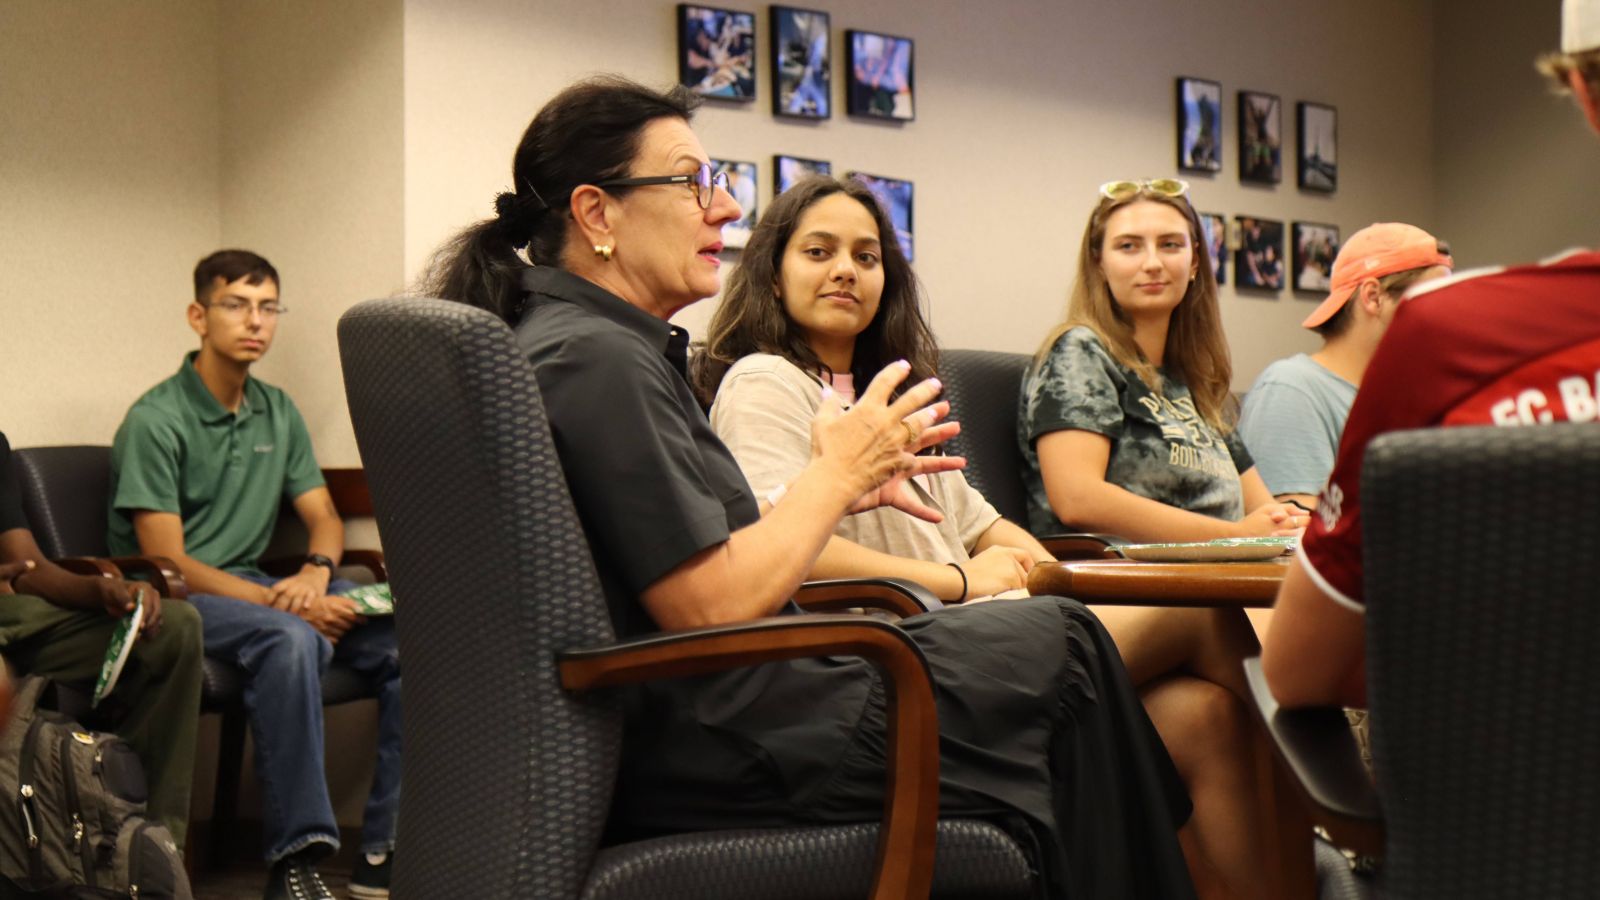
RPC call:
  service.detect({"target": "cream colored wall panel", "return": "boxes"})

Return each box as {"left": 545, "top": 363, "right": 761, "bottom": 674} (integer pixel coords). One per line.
{"left": 220, "top": 0, "right": 406, "bottom": 467}
{"left": 0, "top": 1, "right": 221, "bottom": 447}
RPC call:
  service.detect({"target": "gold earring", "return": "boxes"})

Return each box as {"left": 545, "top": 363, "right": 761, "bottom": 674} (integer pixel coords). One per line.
{"left": 594, "top": 244, "right": 613, "bottom": 261}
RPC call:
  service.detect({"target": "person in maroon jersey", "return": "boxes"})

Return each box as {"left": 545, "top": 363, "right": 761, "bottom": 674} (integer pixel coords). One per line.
{"left": 1262, "top": 0, "right": 1600, "bottom": 708}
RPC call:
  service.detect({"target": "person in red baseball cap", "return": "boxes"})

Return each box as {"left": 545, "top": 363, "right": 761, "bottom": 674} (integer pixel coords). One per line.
{"left": 1265, "top": 0, "right": 1600, "bottom": 711}
{"left": 1237, "top": 224, "right": 1452, "bottom": 509}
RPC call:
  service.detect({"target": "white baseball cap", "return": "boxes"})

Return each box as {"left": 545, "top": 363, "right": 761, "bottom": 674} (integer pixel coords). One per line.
{"left": 1565, "top": 0, "right": 1600, "bottom": 53}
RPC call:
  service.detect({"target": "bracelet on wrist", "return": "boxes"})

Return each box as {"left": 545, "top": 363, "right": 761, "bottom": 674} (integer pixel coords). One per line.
{"left": 945, "top": 562, "right": 968, "bottom": 602}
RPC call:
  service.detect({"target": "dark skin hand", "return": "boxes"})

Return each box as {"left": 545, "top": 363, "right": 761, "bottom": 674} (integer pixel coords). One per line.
{"left": 0, "top": 529, "right": 164, "bottom": 635}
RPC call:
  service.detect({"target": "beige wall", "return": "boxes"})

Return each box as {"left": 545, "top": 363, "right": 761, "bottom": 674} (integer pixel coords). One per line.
{"left": 0, "top": 0, "right": 221, "bottom": 448}
{"left": 218, "top": 0, "right": 406, "bottom": 466}
{"left": 402, "top": 0, "right": 1437, "bottom": 391}
{"left": 1434, "top": 0, "right": 1597, "bottom": 266}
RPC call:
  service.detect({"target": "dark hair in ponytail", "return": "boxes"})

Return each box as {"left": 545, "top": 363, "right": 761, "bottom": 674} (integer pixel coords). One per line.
{"left": 418, "top": 76, "right": 701, "bottom": 324}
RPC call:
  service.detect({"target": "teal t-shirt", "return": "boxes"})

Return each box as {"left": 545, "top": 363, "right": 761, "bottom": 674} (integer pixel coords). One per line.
{"left": 1018, "top": 326, "right": 1252, "bottom": 535}
{"left": 1237, "top": 353, "right": 1356, "bottom": 497}
{"left": 107, "top": 353, "right": 325, "bottom": 574}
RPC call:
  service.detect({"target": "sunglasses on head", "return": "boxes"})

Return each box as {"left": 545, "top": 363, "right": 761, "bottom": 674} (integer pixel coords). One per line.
{"left": 1098, "top": 178, "right": 1190, "bottom": 201}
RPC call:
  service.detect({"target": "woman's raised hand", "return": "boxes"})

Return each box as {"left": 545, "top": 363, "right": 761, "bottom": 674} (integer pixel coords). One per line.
{"left": 810, "top": 360, "right": 966, "bottom": 523}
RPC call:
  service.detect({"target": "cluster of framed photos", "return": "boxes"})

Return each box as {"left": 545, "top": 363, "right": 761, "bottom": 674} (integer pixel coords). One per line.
{"left": 1176, "top": 77, "right": 1337, "bottom": 192}
{"left": 678, "top": 4, "right": 916, "bottom": 121}
{"left": 712, "top": 156, "right": 915, "bottom": 258}
{"left": 1196, "top": 214, "right": 1341, "bottom": 294}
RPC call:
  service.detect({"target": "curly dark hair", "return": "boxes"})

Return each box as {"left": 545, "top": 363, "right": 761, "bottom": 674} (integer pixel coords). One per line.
{"left": 691, "top": 175, "right": 937, "bottom": 407}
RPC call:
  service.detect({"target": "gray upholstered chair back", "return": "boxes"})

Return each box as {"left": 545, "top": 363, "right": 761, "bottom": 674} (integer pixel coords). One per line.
{"left": 338, "top": 298, "right": 620, "bottom": 898}
{"left": 1363, "top": 423, "right": 1600, "bottom": 898}
{"left": 938, "top": 349, "right": 1032, "bottom": 525}
{"left": 12, "top": 445, "right": 115, "bottom": 558}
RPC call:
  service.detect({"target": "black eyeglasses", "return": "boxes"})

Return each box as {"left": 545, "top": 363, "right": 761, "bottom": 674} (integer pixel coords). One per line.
{"left": 596, "top": 162, "right": 729, "bottom": 209}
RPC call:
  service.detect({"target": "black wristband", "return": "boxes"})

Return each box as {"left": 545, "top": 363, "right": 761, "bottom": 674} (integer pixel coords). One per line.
{"left": 946, "top": 562, "right": 968, "bottom": 602}
{"left": 305, "top": 553, "right": 336, "bottom": 572}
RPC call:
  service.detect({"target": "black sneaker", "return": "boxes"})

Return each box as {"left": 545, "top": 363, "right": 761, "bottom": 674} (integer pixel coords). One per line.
{"left": 348, "top": 851, "right": 392, "bottom": 900}
{"left": 263, "top": 853, "right": 337, "bottom": 900}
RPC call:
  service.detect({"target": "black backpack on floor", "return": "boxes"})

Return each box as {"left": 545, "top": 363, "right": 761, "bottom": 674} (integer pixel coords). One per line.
{"left": 0, "top": 676, "right": 191, "bottom": 899}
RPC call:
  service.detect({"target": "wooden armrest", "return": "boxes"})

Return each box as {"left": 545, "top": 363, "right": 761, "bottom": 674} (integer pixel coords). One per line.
{"left": 339, "top": 549, "right": 387, "bottom": 582}
{"left": 52, "top": 557, "right": 121, "bottom": 579}
{"left": 560, "top": 615, "right": 939, "bottom": 900}
{"left": 1027, "top": 559, "right": 1286, "bottom": 607}
{"left": 108, "top": 556, "right": 188, "bottom": 599}
{"left": 1038, "top": 532, "right": 1125, "bottom": 560}
{"left": 793, "top": 577, "right": 943, "bottom": 618}
{"left": 1243, "top": 657, "right": 1383, "bottom": 856}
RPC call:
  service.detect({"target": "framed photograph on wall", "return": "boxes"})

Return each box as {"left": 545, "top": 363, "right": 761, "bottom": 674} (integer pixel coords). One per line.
{"left": 774, "top": 154, "right": 831, "bottom": 194}
{"left": 1292, "top": 221, "right": 1340, "bottom": 293}
{"left": 677, "top": 5, "right": 757, "bottom": 101}
{"left": 846, "top": 30, "right": 915, "bottom": 120}
{"left": 1234, "top": 216, "right": 1284, "bottom": 291}
{"left": 771, "top": 5, "right": 830, "bottom": 119}
{"left": 713, "top": 159, "right": 759, "bottom": 248}
{"left": 1176, "top": 77, "right": 1223, "bottom": 174}
{"left": 1199, "top": 211, "right": 1227, "bottom": 285}
{"left": 849, "top": 171, "right": 915, "bottom": 260}
{"left": 1297, "top": 102, "right": 1338, "bottom": 192}
{"left": 1238, "top": 91, "right": 1282, "bottom": 184}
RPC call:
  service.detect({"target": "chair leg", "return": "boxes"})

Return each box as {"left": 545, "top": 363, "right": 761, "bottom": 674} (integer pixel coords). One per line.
{"left": 209, "top": 705, "right": 249, "bottom": 870}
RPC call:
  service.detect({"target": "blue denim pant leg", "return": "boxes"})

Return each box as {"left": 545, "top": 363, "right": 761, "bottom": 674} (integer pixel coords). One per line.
{"left": 325, "top": 577, "right": 402, "bottom": 854}
{"left": 186, "top": 590, "right": 339, "bottom": 861}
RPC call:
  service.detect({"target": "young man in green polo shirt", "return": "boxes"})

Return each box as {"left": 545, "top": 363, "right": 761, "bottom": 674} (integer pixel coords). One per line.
{"left": 108, "top": 250, "right": 400, "bottom": 900}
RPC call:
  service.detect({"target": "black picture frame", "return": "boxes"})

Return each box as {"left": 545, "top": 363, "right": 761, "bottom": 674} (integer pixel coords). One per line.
{"left": 1297, "top": 102, "right": 1338, "bottom": 192}
{"left": 1238, "top": 90, "right": 1282, "bottom": 184}
{"left": 1199, "top": 212, "right": 1227, "bottom": 286}
{"left": 849, "top": 171, "right": 915, "bottom": 260}
{"left": 1234, "top": 216, "right": 1284, "bottom": 291}
{"left": 845, "top": 30, "right": 915, "bottom": 121}
{"left": 774, "top": 154, "right": 831, "bottom": 194}
{"left": 770, "top": 5, "right": 830, "bottom": 119}
{"left": 1292, "top": 221, "right": 1341, "bottom": 293}
{"left": 1176, "top": 77, "right": 1223, "bottom": 174}
{"left": 713, "top": 158, "right": 759, "bottom": 248}
{"left": 677, "top": 5, "right": 757, "bottom": 101}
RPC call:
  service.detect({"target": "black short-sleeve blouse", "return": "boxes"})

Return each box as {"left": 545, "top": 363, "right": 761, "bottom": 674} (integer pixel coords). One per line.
{"left": 514, "top": 267, "right": 763, "bottom": 638}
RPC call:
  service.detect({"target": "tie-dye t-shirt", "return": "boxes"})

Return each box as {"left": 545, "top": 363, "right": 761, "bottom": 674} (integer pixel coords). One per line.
{"left": 1018, "top": 326, "right": 1252, "bottom": 535}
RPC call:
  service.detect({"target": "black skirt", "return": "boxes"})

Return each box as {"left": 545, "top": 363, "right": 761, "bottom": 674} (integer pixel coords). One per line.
{"left": 613, "top": 596, "right": 1196, "bottom": 900}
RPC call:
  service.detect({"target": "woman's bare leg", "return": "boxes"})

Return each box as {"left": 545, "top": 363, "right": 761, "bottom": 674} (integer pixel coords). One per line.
{"left": 1143, "top": 675, "right": 1274, "bottom": 900}
{"left": 1093, "top": 604, "right": 1259, "bottom": 699}
{"left": 1099, "top": 606, "right": 1316, "bottom": 899}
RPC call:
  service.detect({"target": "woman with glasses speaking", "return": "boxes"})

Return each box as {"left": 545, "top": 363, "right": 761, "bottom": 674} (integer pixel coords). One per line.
{"left": 421, "top": 77, "right": 1200, "bottom": 899}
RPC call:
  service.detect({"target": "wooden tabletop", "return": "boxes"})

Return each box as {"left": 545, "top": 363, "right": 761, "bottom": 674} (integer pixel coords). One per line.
{"left": 1027, "top": 557, "right": 1291, "bottom": 607}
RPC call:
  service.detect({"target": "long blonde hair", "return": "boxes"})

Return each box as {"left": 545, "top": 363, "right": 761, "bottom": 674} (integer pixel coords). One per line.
{"left": 1033, "top": 186, "right": 1234, "bottom": 432}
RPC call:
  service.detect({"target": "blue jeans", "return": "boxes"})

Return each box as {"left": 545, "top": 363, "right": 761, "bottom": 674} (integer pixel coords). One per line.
{"left": 188, "top": 576, "right": 401, "bottom": 861}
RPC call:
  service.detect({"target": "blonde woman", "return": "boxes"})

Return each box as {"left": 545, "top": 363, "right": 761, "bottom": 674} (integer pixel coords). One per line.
{"left": 1020, "top": 179, "right": 1307, "bottom": 543}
